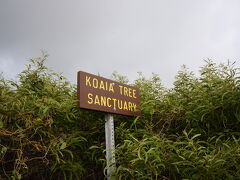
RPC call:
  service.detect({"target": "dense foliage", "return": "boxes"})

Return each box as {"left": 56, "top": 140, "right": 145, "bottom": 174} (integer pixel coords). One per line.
{"left": 1, "top": 54, "right": 240, "bottom": 179}
{"left": 0, "top": 54, "right": 106, "bottom": 179}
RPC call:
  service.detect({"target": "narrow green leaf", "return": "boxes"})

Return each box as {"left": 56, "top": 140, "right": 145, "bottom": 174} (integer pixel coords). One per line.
{"left": 60, "top": 142, "right": 67, "bottom": 150}
{"left": 0, "top": 120, "right": 3, "bottom": 128}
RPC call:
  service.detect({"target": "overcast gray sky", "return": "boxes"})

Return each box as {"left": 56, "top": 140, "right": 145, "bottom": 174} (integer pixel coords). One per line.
{"left": 0, "top": 0, "right": 240, "bottom": 87}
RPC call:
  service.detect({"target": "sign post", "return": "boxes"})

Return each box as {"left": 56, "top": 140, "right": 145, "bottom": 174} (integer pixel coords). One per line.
{"left": 77, "top": 71, "right": 141, "bottom": 179}
{"left": 105, "top": 114, "right": 116, "bottom": 179}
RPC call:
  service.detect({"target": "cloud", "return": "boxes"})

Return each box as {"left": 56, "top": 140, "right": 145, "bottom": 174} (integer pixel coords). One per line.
{"left": 0, "top": 56, "right": 24, "bottom": 80}
{"left": 0, "top": 0, "right": 240, "bottom": 87}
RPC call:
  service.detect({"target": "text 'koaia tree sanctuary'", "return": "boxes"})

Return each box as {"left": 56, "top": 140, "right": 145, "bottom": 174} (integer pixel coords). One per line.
{"left": 77, "top": 71, "right": 141, "bottom": 116}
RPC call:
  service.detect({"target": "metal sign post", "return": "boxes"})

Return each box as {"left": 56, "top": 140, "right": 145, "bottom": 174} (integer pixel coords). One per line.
{"left": 105, "top": 113, "right": 116, "bottom": 180}
{"left": 77, "top": 71, "right": 141, "bottom": 179}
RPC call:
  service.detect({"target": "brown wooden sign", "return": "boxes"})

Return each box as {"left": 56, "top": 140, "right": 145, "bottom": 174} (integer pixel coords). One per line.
{"left": 77, "top": 71, "right": 141, "bottom": 116}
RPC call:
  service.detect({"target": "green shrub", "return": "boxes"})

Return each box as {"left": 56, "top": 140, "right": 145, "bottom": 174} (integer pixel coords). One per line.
{"left": 132, "top": 60, "right": 240, "bottom": 137}
{"left": 115, "top": 128, "right": 240, "bottom": 179}
{"left": 170, "top": 60, "right": 240, "bottom": 136}
{"left": 1, "top": 55, "right": 240, "bottom": 179}
{"left": 114, "top": 60, "right": 240, "bottom": 179}
{"left": 0, "top": 53, "right": 105, "bottom": 179}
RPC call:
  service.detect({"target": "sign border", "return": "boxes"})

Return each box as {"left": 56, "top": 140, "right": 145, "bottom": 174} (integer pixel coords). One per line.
{"left": 77, "top": 71, "right": 141, "bottom": 116}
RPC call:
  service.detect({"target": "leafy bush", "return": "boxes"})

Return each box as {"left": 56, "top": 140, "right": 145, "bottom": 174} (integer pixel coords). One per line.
{"left": 132, "top": 60, "right": 240, "bottom": 137}
{"left": 115, "top": 128, "right": 240, "bottom": 179}
{"left": 114, "top": 60, "right": 240, "bottom": 179}
{"left": 0, "top": 53, "right": 105, "bottom": 179}
{"left": 1, "top": 54, "right": 240, "bottom": 179}
{"left": 171, "top": 60, "right": 240, "bottom": 136}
